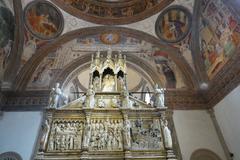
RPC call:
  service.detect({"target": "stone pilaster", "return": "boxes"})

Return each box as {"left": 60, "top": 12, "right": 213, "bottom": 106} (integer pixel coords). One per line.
{"left": 208, "top": 109, "right": 232, "bottom": 160}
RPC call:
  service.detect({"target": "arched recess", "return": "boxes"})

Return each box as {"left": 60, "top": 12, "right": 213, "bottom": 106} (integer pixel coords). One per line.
{"left": 49, "top": 53, "right": 160, "bottom": 91}
{"left": 190, "top": 149, "right": 222, "bottom": 160}
{"left": 14, "top": 26, "right": 198, "bottom": 91}
{"left": 0, "top": 151, "right": 23, "bottom": 160}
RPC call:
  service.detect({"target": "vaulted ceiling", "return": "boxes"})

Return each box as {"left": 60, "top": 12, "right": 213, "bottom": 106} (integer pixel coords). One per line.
{"left": 0, "top": 0, "right": 240, "bottom": 110}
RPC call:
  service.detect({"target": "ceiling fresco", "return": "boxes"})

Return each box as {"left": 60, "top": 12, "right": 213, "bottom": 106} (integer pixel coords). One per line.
{"left": 1, "top": 0, "right": 240, "bottom": 110}
{"left": 200, "top": 0, "right": 240, "bottom": 79}
{"left": 51, "top": 0, "right": 174, "bottom": 25}
{"left": 26, "top": 33, "right": 186, "bottom": 90}
{"left": 0, "top": 0, "right": 15, "bottom": 80}
{"left": 24, "top": 0, "right": 64, "bottom": 40}
{"left": 155, "top": 5, "right": 192, "bottom": 43}
{"left": 0, "top": 0, "right": 239, "bottom": 104}
{"left": 18, "top": 0, "right": 196, "bottom": 71}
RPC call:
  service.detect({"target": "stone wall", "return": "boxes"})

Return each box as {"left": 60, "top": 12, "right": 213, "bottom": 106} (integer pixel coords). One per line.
{"left": 0, "top": 111, "right": 42, "bottom": 160}
{"left": 173, "top": 110, "right": 226, "bottom": 160}
{"left": 214, "top": 85, "right": 240, "bottom": 160}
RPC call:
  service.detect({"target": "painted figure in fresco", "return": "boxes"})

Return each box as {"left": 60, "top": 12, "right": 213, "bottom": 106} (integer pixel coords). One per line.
{"left": 169, "top": 20, "right": 184, "bottom": 39}
{"left": 39, "top": 119, "right": 50, "bottom": 151}
{"left": 179, "top": 41, "right": 193, "bottom": 69}
{"left": 201, "top": 38, "right": 220, "bottom": 71}
{"left": 26, "top": 8, "right": 57, "bottom": 37}
{"left": 151, "top": 84, "right": 165, "bottom": 108}
{"left": 22, "top": 37, "right": 37, "bottom": 63}
{"left": 161, "top": 63, "right": 176, "bottom": 88}
{"left": 0, "top": 1, "right": 14, "bottom": 69}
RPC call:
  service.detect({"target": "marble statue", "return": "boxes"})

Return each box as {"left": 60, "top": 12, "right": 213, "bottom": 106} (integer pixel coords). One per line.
{"left": 86, "top": 85, "right": 95, "bottom": 108}
{"left": 39, "top": 119, "right": 50, "bottom": 151}
{"left": 102, "top": 74, "right": 115, "bottom": 92}
{"left": 48, "top": 83, "right": 68, "bottom": 108}
{"left": 151, "top": 84, "right": 165, "bottom": 108}
{"left": 93, "top": 76, "right": 100, "bottom": 91}
{"left": 117, "top": 76, "right": 125, "bottom": 91}
{"left": 98, "top": 97, "right": 106, "bottom": 108}
{"left": 34, "top": 51, "right": 179, "bottom": 159}
{"left": 161, "top": 119, "right": 173, "bottom": 149}
{"left": 121, "top": 86, "right": 132, "bottom": 108}
{"left": 111, "top": 96, "right": 119, "bottom": 108}
{"left": 123, "top": 119, "right": 131, "bottom": 148}
{"left": 83, "top": 119, "right": 92, "bottom": 149}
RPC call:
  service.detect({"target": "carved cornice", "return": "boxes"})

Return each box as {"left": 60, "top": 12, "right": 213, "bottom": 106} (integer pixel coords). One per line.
{"left": 166, "top": 89, "right": 207, "bottom": 110}
{"left": 2, "top": 91, "right": 49, "bottom": 111}
{"left": 1, "top": 89, "right": 207, "bottom": 111}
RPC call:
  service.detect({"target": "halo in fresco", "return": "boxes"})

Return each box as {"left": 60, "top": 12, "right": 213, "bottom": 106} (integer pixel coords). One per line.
{"left": 100, "top": 33, "right": 121, "bottom": 45}
{"left": 24, "top": 0, "right": 64, "bottom": 40}
{"left": 155, "top": 5, "right": 192, "bottom": 43}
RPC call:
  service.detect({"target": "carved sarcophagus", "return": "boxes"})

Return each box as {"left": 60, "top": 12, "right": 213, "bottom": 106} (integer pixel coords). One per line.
{"left": 34, "top": 50, "right": 177, "bottom": 160}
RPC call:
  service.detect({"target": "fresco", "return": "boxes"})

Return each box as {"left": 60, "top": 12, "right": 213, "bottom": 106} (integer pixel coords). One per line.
{"left": 24, "top": 0, "right": 64, "bottom": 40}
{"left": 0, "top": 0, "right": 15, "bottom": 79}
{"left": 26, "top": 33, "right": 187, "bottom": 90}
{"left": 100, "top": 33, "right": 121, "bottom": 45}
{"left": 27, "top": 52, "right": 56, "bottom": 90}
{"left": 21, "top": 29, "right": 48, "bottom": 65}
{"left": 155, "top": 5, "right": 192, "bottom": 43}
{"left": 58, "top": 0, "right": 173, "bottom": 24}
{"left": 173, "top": 34, "right": 195, "bottom": 71}
{"left": 200, "top": 0, "right": 240, "bottom": 79}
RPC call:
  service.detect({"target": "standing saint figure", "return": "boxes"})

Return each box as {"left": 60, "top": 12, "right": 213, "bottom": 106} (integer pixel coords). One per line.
{"left": 121, "top": 86, "right": 132, "bottom": 108}
{"left": 83, "top": 118, "right": 92, "bottom": 149}
{"left": 151, "top": 84, "right": 165, "bottom": 108}
{"left": 161, "top": 119, "right": 173, "bottom": 149}
{"left": 117, "top": 76, "right": 125, "bottom": 91}
{"left": 102, "top": 74, "right": 115, "bottom": 92}
{"left": 48, "top": 83, "right": 62, "bottom": 108}
{"left": 86, "top": 85, "right": 95, "bottom": 108}
{"left": 93, "top": 76, "right": 100, "bottom": 91}
{"left": 39, "top": 119, "right": 50, "bottom": 151}
{"left": 123, "top": 119, "right": 132, "bottom": 149}
{"left": 48, "top": 83, "right": 68, "bottom": 108}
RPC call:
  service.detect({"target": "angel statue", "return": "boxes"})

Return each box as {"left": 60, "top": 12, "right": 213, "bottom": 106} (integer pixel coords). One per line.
{"left": 151, "top": 84, "right": 166, "bottom": 108}
{"left": 48, "top": 83, "right": 68, "bottom": 108}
